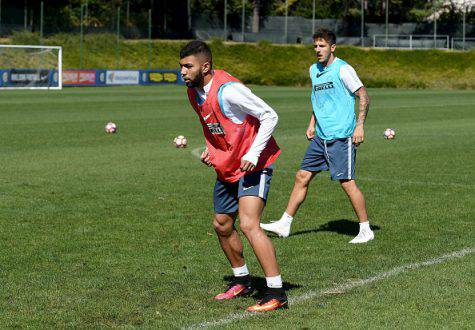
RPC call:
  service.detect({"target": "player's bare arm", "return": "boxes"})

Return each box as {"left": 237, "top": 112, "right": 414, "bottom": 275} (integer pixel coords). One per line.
{"left": 306, "top": 113, "right": 316, "bottom": 140}
{"left": 223, "top": 84, "right": 278, "bottom": 173}
{"left": 353, "top": 87, "right": 370, "bottom": 145}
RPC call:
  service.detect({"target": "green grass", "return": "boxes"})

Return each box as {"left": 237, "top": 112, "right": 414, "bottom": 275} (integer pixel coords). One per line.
{"left": 0, "top": 86, "right": 473, "bottom": 328}
{"left": 6, "top": 32, "right": 475, "bottom": 89}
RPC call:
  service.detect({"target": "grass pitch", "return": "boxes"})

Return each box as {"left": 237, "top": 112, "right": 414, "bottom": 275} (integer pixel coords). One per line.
{"left": 0, "top": 86, "right": 473, "bottom": 328}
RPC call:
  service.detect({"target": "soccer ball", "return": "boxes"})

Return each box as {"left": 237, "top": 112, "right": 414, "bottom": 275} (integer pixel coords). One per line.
{"left": 105, "top": 122, "right": 117, "bottom": 134}
{"left": 383, "top": 128, "right": 396, "bottom": 140}
{"left": 174, "top": 135, "right": 188, "bottom": 148}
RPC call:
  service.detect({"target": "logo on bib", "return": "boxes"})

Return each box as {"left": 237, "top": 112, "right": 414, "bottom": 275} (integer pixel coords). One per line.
{"left": 314, "top": 82, "right": 334, "bottom": 91}
{"left": 313, "top": 81, "right": 335, "bottom": 92}
{"left": 207, "top": 123, "right": 225, "bottom": 135}
{"left": 316, "top": 71, "right": 328, "bottom": 78}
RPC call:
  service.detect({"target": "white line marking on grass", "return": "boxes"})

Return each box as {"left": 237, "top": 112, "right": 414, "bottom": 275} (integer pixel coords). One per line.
{"left": 184, "top": 247, "right": 474, "bottom": 329}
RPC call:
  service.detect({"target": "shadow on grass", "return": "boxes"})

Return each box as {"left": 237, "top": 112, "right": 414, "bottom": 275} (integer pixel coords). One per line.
{"left": 223, "top": 275, "right": 301, "bottom": 299}
{"left": 288, "top": 219, "right": 381, "bottom": 237}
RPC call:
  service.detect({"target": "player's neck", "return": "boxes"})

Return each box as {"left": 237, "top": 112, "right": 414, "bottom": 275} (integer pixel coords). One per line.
{"left": 322, "top": 54, "right": 336, "bottom": 68}
{"left": 199, "top": 70, "right": 214, "bottom": 89}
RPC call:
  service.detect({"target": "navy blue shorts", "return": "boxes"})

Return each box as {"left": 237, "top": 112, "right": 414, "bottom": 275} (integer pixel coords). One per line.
{"left": 213, "top": 167, "right": 273, "bottom": 214}
{"left": 300, "top": 136, "right": 356, "bottom": 180}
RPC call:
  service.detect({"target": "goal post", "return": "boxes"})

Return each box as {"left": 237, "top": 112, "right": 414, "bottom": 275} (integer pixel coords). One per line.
{"left": 0, "top": 45, "right": 62, "bottom": 90}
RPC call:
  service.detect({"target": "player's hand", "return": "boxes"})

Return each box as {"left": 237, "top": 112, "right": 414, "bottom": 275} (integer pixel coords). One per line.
{"left": 240, "top": 159, "right": 256, "bottom": 172}
{"left": 352, "top": 125, "right": 364, "bottom": 145}
{"left": 200, "top": 148, "right": 213, "bottom": 167}
{"left": 306, "top": 126, "right": 316, "bottom": 140}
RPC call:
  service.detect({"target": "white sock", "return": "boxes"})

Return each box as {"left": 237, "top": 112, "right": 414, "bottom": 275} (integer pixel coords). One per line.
{"left": 232, "top": 264, "right": 249, "bottom": 277}
{"left": 281, "top": 212, "right": 293, "bottom": 224}
{"left": 359, "top": 221, "right": 371, "bottom": 231}
{"left": 266, "top": 275, "right": 283, "bottom": 288}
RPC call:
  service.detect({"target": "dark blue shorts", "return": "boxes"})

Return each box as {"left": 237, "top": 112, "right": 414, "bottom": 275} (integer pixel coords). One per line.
{"left": 300, "top": 136, "right": 356, "bottom": 180}
{"left": 213, "top": 167, "right": 273, "bottom": 214}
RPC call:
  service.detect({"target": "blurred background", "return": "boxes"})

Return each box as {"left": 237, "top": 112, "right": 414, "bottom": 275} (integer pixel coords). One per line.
{"left": 0, "top": 0, "right": 474, "bottom": 50}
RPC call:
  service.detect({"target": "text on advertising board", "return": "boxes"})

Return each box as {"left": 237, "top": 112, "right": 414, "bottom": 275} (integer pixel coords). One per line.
{"left": 106, "top": 70, "right": 140, "bottom": 85}
{"left": 63, "top": 70, "right": 96, "bottom": 85}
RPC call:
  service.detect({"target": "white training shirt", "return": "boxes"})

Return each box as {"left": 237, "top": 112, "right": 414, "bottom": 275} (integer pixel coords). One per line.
{"left": 338, "top": 59, "right": 364, "bottom": 93}
{"left": 195, "top": 79, "right": 278, "bottom": 166}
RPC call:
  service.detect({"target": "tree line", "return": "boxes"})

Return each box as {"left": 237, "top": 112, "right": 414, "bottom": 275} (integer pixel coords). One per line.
{"left": 1, "top": 0, "right": 473, "bottom": 38}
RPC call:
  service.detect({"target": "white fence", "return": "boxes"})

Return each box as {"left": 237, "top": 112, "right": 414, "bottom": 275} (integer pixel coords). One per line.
{"left": 373, "top": 34, "right": 450, "bottom": 50}
{"left": 451, "top": 37, "right": 475, "bottom": 50}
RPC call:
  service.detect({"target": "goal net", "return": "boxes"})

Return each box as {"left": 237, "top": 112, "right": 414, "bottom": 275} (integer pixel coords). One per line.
{"left": 0, "top": 45, "right": 62, "bottom": 90}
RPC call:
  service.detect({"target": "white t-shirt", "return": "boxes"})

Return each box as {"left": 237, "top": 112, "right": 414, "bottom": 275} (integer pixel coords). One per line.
{"left": 195, "top": 79, "right": 278, "bottom": 166}
{"left": 339, "top": 61, "right": 364, "bottom": 93}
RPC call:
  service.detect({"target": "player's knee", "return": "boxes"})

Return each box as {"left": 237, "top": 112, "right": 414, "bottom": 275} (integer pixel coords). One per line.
{"left": 340, "top": 179, "right": 354, "bottom": 186}
{"left": 340, "top": 179, "right": 358, "bottom": 192}
{"left": 238, "top": 218, "right": 259, "bottom": 235}
{"left": 213, "top": 221, "right": 232, "bottom": 236}
{"left": 213, "top": 216, "right": 233, "bottom": 236}
{"left": 295, "top": 170, "right": 312, "bottom": 187}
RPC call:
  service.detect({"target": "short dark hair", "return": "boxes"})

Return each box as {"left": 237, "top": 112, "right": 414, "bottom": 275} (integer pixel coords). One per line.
{"left": 313, "top": 29, "right": 336, "bottom": 45}
{"left": 179, "top": 40, "right": 213, "bottom": 67}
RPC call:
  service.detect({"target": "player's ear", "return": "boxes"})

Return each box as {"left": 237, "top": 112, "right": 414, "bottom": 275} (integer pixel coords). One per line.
{"left": 330, "top": 44, "right": 336, "bottom": 52}
{"left": 202, "top": 61, "right": 211, "bottom": 75}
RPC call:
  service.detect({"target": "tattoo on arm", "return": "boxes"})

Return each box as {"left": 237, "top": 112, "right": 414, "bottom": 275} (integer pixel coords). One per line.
{"left": 355, "top": 87, "right": 370, "bottom": 126}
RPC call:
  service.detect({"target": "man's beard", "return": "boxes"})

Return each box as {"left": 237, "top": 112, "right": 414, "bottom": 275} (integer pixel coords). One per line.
{"left": 185, "top": 72, "right": 203, "bottom": 88}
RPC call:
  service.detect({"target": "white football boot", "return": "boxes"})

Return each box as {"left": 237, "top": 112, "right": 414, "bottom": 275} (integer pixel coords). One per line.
{"left": 349, "top": 228, "right": 375, "bottom": 244}
{"left": 260, "top": 220, "right": 291, "bottom": 238}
